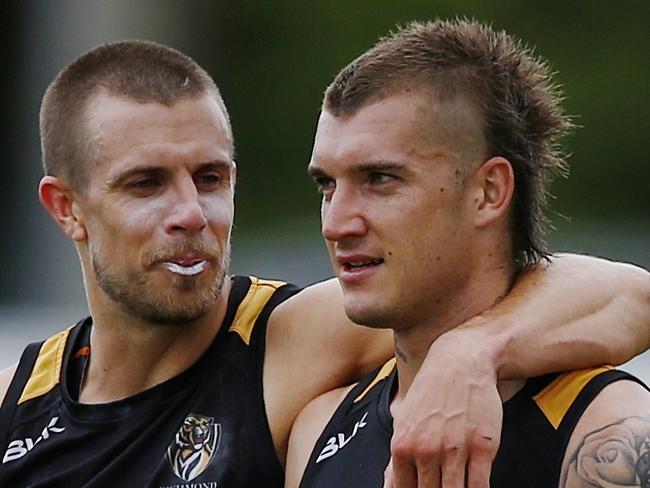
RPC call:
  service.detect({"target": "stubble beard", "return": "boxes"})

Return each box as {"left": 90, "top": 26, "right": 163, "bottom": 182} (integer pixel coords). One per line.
{"left": 343, "top": 291, "right": 407, "bottom": 331}
{"left": 91, "top": 241, "right": 231, "bottom": 326}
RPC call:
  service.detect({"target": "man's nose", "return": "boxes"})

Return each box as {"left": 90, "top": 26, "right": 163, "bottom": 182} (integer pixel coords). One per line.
{"left": 165, "top": 179, "right": 208, "bottom": 235}
{"left": 321, "top": 186, "right": 367, "bottom": 242}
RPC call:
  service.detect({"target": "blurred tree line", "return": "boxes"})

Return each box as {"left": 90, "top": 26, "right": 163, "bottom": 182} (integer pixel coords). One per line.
{"left": 182, "top": 0, "right": 649, "bottom": 232}
{"left": 0, "top": 0, "right": 647, "bottom": 305}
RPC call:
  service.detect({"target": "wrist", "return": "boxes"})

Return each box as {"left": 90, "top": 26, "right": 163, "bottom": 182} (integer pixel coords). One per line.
{"left": 432, "top": 322, "right": 509, "bottom": 382}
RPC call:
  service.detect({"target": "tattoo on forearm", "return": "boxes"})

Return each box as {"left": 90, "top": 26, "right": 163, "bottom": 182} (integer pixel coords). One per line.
{"left": 561, "top": 415, "right": 650, "bottom": 487}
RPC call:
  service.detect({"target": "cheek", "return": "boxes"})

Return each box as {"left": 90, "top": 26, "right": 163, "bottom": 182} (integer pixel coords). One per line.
{"left": 400, "top": 212, "right": 463, "bottom": 266}
{"left": 320, "top": 201, "right": 329, "bottom": 229}
{"left": 204, "top": 198, "right": 234, "bottom": 231}
{"left": 325, "top": 240, "right": 336, "bottom": 258}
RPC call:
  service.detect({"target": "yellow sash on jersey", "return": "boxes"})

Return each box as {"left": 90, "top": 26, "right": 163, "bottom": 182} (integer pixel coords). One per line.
{"left": 533, "top": 366, "right": 613, "bottom": 429}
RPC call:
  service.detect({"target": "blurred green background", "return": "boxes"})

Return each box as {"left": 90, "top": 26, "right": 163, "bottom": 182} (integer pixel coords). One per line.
{"left": 0, "top": 1, "right": 648, "bottom": 373}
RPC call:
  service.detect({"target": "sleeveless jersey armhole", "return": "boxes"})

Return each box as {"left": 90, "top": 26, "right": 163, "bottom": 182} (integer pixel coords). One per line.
{"left": 0, "top": 342, "right": 43, "bottom": 449}
{"left": 299, "top": 359, "right": 396, "bottom": 488}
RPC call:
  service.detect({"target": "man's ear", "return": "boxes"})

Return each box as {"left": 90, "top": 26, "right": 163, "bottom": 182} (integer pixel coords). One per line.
{"left": 472, "top": 156, "right": 515, "bottom": 227}
{"left": 39, "top": 176, "right": 87, "bottom": 241}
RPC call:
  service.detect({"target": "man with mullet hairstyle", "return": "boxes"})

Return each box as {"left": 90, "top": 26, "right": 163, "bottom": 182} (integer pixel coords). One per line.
{"left": 0, "top": 38, "right": 648, "bottom": 487}
{"left": 287, "top": 19, "right": 650, "bottom": 488}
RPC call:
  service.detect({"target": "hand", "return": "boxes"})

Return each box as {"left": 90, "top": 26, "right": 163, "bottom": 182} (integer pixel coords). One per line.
{"left": 389, "top": 327, "right": 504, "bottom": 487}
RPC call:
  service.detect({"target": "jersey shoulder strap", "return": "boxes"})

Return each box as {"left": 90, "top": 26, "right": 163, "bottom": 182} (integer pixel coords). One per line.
{"left": 304, "top": 358, "right": 396, "bottom": 465}
{"left": 0, "top": 340, "right": 43, "bottom": 449}
{"left": 496, "top": 367, "right": 646, "bottom": 487}
{"left": 227, "top": 275, "right": 301, "bottom": 348}
{"left": 0, "top": 323, "right": 80, "bottom": 429}
{"left": 227, "top": 276, "right": 288, "bottom": 346}
{"left": 532, "top": 367, "right": 646, "bottom": 431}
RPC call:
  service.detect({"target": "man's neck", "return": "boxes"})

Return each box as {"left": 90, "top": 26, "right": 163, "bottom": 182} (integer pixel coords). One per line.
{"left": 390, "top": 262, "right": 516, "bottom": 412}
{"left": 79, "top": 277, "right": 231, "bottom": 404}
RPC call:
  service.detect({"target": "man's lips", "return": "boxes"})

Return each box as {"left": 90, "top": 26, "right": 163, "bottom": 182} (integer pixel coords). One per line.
{"left": 337, "top": 255, "right": 384, "bottom": 272}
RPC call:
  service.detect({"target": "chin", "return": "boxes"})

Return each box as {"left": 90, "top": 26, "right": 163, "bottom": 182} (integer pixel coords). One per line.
{"left": 99, "top": 266, "right": 226, "bottom": 326}
{"left": 137, "top": 304, "right": 211, "bottom": 326}
{"left": 145, "top": 275, "right": 225, "bottom": 325}
{"left": 343, "top": 298, "right": 394, "bottom": 330}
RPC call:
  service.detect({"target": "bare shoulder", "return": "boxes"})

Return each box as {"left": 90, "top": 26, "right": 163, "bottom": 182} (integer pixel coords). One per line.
{"left": 560, "top": 378, "right": 650, "bottom": 487}
{"left": 0, "top": 364, "right": 18, "bottom": 407}
{"left": 268, "top": 277, "right": 391, "bottom": 374}
{"left": 285, "top": 384, "right": 355, "bottom": 488}
{"left": 270, "top": 278, "right": 346, "bottom": 330}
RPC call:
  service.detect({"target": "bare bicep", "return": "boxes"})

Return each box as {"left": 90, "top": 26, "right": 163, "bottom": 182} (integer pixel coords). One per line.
{"left": 560, "top": 380, "right": 650, "bottom": 487}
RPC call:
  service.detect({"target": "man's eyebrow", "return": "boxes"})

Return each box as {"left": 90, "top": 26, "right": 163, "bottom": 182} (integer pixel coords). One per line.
{"left": 307, "top": 160, "right": 411, "bottom": 179}
{"left": 107, "top": 166, "right": 165, "bottom": 188}
{"left": 108, "top": 160, "right": 232, "bottom": 186}
{"left": 197, "top": 160, "right": 233, "bottom": 171}
{"left": 356, "top": 161, "right": 407, "bottom": 173}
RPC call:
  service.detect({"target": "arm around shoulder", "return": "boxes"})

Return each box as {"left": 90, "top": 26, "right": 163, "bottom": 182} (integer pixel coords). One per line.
{"left": 440, "top": 253, "right": 650, "bottom": 379}
{"left": 546, "top": 253, "right": 650, "bottom": 365}
{"left": 269, "top": 277, "right": 393, "bottom": 387}
{"left": 388, "top": 254, "right": 650, "bottom": 488}
{"left": 561, "top": 377, "right": 650, "bottom": 487}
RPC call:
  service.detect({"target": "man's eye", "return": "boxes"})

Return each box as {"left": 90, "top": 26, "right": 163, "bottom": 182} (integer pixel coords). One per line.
{"left": 130, "top": 178, "right": 159, "bottom": 189}
{"left": 368, "top": 172, "right": 395, "bottom": 184}
{"left": 196, "top": 173, "right": 222, "bottom": 185}
{"left": 314, "top": 177, "right": 335, "bottom": 195}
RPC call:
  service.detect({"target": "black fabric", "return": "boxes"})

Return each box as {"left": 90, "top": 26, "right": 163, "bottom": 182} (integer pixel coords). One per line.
{"left": 493, "top": 370, "right": 647, "bottom": 487}
{"left": 0, "top": 275, "right": 301, "bottom": 488}
{"left": 300, "top": 365, "right": 646, "bottom": 488}
{"left": 0, "top": 341, "right": 42, "bottom": 453}
{"left": 299, "top": 365, "right": 395, "bottom": 488}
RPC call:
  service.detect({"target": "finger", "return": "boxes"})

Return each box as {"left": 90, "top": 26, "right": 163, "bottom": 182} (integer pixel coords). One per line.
{"left": 466, "top": 434, "right": 498, "bottom": 488}
{"left": 390, "top": 451, "right": 419, "bottom": 488}
{"left": 414, "top": 460, "right": 443, "bottom": 488}
{"left": 383, "top": 459, "right": 394, "bottom": 488}
{"left": 440, "top": 444, "right": 467, "bottom": 488}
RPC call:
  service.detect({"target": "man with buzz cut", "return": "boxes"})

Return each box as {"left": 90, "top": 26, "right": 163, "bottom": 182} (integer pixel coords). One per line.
{"left": 286, "top": 19, "right": 650, "bottom": 488}
{"left": 0, "top": 39, "right": 649, "bottom": 488}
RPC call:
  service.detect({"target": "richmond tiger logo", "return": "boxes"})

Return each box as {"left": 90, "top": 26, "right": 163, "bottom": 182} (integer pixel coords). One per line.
{"left": 167, "top": 414, "right": 221, "bottom": 481}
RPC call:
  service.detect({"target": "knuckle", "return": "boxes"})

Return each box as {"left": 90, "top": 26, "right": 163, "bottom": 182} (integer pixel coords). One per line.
{"left": 440, "top": 433, "right": 464, "bottom": 455}
{"left": 413, "top": 437, "right": 438, "bottom": 461}
{"left": 390, "top": 436, "right": 412, "bottom": 460}
{"left": 471, "top": 431, "right": 499, "bottom": 456}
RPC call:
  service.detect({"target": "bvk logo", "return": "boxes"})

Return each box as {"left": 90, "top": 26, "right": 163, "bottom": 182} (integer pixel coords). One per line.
{"left": 167, "top": 414, "right": 221, "bottom": 481}
{"left": 2, "top": 416, "right": 66, "bottom": 464}
{"left": 316, "top": 412, "right": 368, "bottom": 463}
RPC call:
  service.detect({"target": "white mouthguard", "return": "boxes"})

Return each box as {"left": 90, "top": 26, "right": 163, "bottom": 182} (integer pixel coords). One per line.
{"left": 162, "top": 261, "right": 207, "bottom": 276}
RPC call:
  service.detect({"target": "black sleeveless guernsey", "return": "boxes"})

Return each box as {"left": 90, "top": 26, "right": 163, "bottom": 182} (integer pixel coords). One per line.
{"left": 0, "top": 275, "right": 300, "bottom": 488}
{"left": 300, "top": 358, "right": 648, "bottom": 488}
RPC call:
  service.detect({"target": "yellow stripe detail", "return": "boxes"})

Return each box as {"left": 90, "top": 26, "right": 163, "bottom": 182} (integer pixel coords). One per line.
{"left": 533, "top": 365, "right": 613, "bottom": 429}
{"left": 228, "top": 277, "right": 286, "bottom": 346}
{"left": 354, "top": 358, "right": 397, "bottom": 403}
{"left": 18, "top": 328, "right": 72, "bottom": 404}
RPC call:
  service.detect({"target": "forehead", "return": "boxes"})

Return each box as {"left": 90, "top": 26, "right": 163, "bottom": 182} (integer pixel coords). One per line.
{"left": 311, "top": 92, "right": 485, "bottom": 171}
{"left": 82, "top": 92, "right": 233, "bottom": 172}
